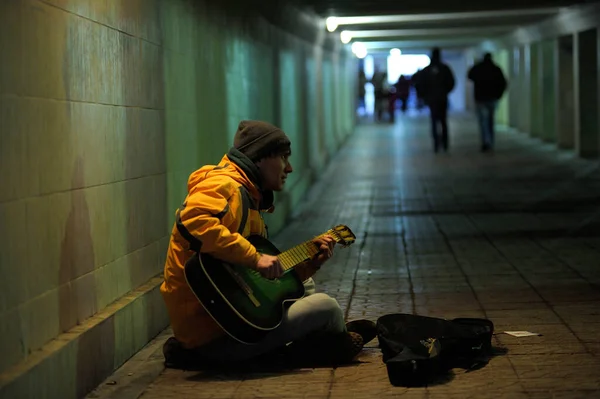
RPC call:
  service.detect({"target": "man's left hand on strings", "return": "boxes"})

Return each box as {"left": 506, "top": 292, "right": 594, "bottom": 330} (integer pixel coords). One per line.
{"left": 310, "top": 235, "right": 336, "bottom": 269}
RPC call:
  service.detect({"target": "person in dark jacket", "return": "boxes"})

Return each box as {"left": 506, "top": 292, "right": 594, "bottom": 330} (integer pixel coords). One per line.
{"left": 419, "top": 48, "right": 455, "bottom": 152}
{"left": 468, "top": 53, "right": 507, "bottom": 152}
{"left": 394, "top": 75, "right": 411, "bottom": 114}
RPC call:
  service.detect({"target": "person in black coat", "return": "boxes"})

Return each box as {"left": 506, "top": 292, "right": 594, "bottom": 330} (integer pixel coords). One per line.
{"left": 419, "top": 48, "right": 455, "bottom": 153}
{"left": 468, "top": 53, "right": 508, "bottom": 152}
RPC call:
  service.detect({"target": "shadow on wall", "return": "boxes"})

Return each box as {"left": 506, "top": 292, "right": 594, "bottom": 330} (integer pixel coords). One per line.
{"left": 59, "top": 157, "right": 97, "bottom": 332}
{"left": 58, "top": 18, "right": 97, "bottom": 334}
{"left": 59, "top": 22, "right": 113, "bottom": 396}
{"left": 59, "top": 157, "right": 113, "bottom": 399}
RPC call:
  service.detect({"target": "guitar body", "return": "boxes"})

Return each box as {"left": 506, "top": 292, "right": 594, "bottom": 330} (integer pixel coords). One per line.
{"left": 184, "top": 235, "right": 306, "bottom": 344}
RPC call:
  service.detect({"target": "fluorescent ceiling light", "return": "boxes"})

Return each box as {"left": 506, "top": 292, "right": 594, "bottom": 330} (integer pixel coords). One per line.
{"left": 340, "top": 30, "right": 352, "bottom": 44}
{"left": 361, "top": 38, "right": 484, "bottom": 49}
{"left": 351, "top": 42, "right": 368, "bottom": 58}
{"left": 346, "top": 26, "right": 519, "bottom": 38}
{"left": 328, "top": 8, "right": 560, "bottom": 27}
{"left": 326, "top": 17, "right": 338, "bottom": 32}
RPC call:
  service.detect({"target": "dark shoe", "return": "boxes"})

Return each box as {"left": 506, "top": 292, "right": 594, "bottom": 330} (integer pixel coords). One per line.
{"left": 163, "top": 337, "right": 210, "bottom": 370}
{"left": 163, "top": 337, "right": 188, "bottom": 368}
{"left": 337, "top": 331, "right": 364, "bottom": 362}
{"left": 347, "top": 331, "right": 364, "bottom": 356}
{"left": 346, "top": 319, "right": 377, "bottom": 345}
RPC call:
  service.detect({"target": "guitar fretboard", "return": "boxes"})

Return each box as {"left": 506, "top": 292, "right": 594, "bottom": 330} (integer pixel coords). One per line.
{"left": 278, "top": 232, "right": 331, "bottom": 270}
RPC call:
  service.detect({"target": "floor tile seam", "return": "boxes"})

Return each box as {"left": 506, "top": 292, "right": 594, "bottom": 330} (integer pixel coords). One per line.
{"left": 529, "top": 237, "right": 600, "bottom": 291}
{"left": 324, "top": 369, "right": 337, "bottom": 399}
{"left": 431, "top": 212, "right": 529, "bottom": 384}
{"left": 400, "top": 227, "right": 417, "bottom": 316}
{"left": 466, "top": 214, "right": 597, "bottom": 358}
{"left": 511, "top": 164, "right": 600, "bottom": 214}
{"left": 229, "top": 379, "right": 257, "bottom": 397}
{"left": 342, "top": 224, "right": 371, "bottom": 322}
{"left": 563, "top": 207, "right": 600, "bottom": 239}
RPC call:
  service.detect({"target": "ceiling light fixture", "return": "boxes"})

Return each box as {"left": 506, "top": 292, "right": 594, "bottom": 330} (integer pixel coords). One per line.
{"left": 326, "top": 17, "right": 338, "bottom": 32}
{"left": 340, "top": 30, "right": 352, "bottom": 44}
{"left": 351, "top": 42, "right": 368, "bottom": 59}
{"left": 327, "top": 8, "right": 560, "bottom": 28}
{"left": 344, "top": 26, "right": 519, "bottom": 38}
{"left": 359, "top": 38, "right": 484, "bottom": 50}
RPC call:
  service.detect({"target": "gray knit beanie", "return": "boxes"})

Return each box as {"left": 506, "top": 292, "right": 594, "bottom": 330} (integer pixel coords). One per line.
{"left": 233, "top": 120, "right": 291, "bottom": 162}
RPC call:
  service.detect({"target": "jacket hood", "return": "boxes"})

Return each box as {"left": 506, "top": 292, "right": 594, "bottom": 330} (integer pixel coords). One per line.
{"left": 186, "top": 148, "right": 274, "bottom": 211}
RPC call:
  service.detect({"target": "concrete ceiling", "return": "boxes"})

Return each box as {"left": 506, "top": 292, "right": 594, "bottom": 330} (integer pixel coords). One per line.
{"left": 288, "top": 0, "right": 593, "bottom": 53}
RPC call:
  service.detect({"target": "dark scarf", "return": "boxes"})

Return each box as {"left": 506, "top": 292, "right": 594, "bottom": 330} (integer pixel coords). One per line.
{"left": 227, "top": 148, "right": 274, "bottom": 210}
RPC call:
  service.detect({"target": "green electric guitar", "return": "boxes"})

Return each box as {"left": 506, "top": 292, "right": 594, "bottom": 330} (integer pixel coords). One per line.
{"left": 184, "top": 225, "right": 356, "bottom": 344}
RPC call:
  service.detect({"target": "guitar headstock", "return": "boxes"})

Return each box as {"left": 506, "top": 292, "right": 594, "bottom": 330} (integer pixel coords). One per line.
{"left": 327, "top": 225, "right": 357, "bottom": 248}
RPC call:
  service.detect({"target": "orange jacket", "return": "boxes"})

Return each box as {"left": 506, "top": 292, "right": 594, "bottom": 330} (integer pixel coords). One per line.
{"left": 160, "top": 149, "right": 271, "bottom": 348}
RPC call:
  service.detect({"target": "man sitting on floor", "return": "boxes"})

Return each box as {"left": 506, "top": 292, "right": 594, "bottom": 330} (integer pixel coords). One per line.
{"left": 160, "top": 120, "right": 376, "bottom": 368}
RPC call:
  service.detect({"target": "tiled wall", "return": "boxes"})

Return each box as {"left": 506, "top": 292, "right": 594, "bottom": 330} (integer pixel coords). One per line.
{"left": 161, "top": 0, "right": 356, "bottom": 234}
{"left": 0, "top": 0, "right": 355, "bottom": 379}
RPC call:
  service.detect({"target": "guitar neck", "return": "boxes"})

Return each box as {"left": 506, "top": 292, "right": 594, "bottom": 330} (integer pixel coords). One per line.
{"left": 274, "top": 225, "right": 356, "bottom": 270}
{"left": 278, "top": 235, "right": 326, "bottom": 270}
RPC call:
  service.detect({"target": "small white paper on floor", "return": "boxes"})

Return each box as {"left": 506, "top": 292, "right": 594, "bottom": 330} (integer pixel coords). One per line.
{"left": 503, "top": 331, "right": 542, "bottom": 337}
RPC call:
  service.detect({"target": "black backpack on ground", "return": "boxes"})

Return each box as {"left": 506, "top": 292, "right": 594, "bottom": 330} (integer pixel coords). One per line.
{"left": 376, "top": 313, "right": 494, "bottom": 387}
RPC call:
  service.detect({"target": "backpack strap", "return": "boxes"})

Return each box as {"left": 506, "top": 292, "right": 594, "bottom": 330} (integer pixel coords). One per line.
{"left": 176, "top": 186, "right": 252, "bottom": 252}
{"left": 237, "top": 186, "right": 251, "bottom": 234}
{"left": 175, "top": 206, "right": 202, "bottom": 253}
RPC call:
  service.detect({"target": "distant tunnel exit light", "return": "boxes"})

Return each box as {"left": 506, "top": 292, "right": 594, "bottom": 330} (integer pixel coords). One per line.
{"left": 387, "top": 54, "right": 431, "bottom": 83}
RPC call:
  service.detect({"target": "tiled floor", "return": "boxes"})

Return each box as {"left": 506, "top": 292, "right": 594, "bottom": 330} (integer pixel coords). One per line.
{"left": 90, "top": 113, "right": 600, "bottom": 399}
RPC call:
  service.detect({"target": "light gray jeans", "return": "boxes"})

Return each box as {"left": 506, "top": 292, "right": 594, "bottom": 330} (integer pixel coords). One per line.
{"left": 194, "top": 278, "right": 346, "bottom": 362}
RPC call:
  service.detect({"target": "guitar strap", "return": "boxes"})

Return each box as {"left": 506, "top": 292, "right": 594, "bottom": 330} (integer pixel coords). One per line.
{"left": 175, "top": 185, "right": 251, "bottom": 253}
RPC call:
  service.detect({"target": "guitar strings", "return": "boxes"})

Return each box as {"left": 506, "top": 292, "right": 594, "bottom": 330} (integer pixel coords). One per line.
{"left": 275, "top": 227, "right": 354, "bottom": 271}
{"left": 278, "top": 231, "right": 332, "bottom": 270}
